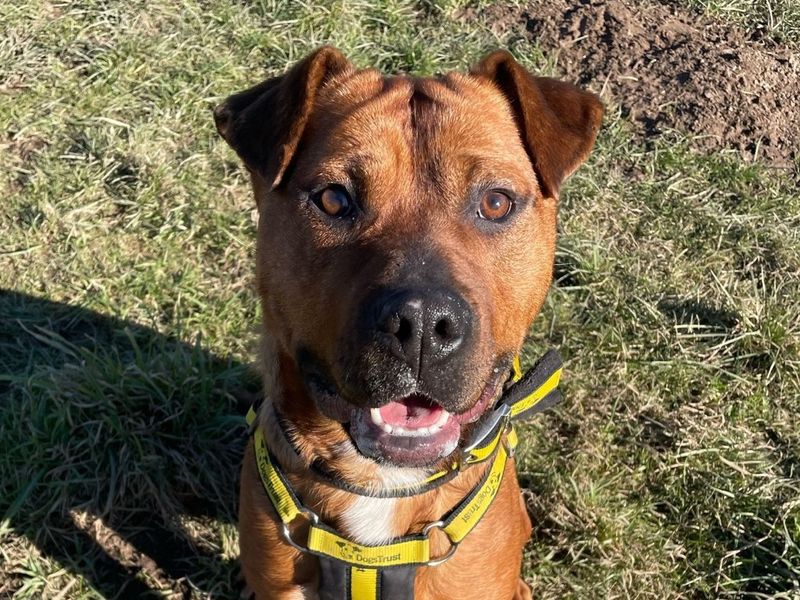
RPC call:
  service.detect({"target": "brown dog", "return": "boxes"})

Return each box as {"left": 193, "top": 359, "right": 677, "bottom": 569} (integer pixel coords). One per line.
{"left": 214, "top": 47, "right": 602, "bottom": 600}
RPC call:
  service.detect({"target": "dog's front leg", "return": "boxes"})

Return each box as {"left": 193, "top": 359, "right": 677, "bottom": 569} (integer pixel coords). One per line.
{"left": 239, "top": 442, "right": 321, "bottom": 599}
{"left": 242, "top": 583, "right": 319, "bottom": 600}
{"left": 513, "top": 578, "right": 533, "bottom": 600}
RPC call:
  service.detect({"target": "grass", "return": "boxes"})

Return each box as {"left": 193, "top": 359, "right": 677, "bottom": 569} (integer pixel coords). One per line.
{"left": 681, "top": 0, "right": 800, "bottom": 44}
{"left": 1, "top": 0, "right": 798, "bottom": 598}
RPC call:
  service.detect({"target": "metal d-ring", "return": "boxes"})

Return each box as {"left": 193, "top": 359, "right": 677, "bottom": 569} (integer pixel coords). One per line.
{"left": 279, "top": 507, "right": 320, "bottom": 554}
{"left": 422, "top": 520, "right": 459, "bottom": 566}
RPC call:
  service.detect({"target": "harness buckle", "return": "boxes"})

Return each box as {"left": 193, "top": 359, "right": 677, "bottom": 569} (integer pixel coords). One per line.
{"left": 421, "top": 520, "right": 459, "bottom": 566}
{"left": 279, "top": 507, "right": 320, "bottom": 554}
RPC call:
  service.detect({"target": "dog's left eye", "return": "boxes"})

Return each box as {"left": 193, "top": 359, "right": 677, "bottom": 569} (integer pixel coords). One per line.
{"left": 477, "top": 190, "right": 514, "bottom": 221}
{"left": 311, "top": 185, "right": 353, "bottom": 219}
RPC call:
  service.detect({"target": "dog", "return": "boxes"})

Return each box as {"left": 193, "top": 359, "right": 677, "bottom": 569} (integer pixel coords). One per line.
{"left": 214, "top": 46, "right": 602, "bottom": 600}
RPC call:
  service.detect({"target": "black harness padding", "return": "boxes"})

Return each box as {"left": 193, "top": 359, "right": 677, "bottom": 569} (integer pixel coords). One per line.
{"left": 319, "top": 557, "right": 349, "bottom": 600}
{"left": 379, "top": 565, "right": 417, "bottom": 599}
{"left": 502, "top": 349, "right": 563, "bottom": 409}
{"left": 318, "top": 559, "right": 418, "bottom": 600}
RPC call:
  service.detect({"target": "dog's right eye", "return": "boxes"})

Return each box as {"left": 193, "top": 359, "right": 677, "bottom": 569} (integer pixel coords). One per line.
{"left": 311, "top": 185, "right": 354, "bottom": 219}
{"left": 477, "top": 190, "right": 514, "bottom": 222}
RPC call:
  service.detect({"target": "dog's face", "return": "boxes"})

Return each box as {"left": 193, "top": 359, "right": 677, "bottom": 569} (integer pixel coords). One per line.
{"left": 216, "top": 48, "right": 602, "bottom": 467}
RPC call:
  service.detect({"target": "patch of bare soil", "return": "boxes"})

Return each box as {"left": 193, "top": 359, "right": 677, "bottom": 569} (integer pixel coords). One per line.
{"left": 477, "top": 0, "right": 800, "bottom": 167}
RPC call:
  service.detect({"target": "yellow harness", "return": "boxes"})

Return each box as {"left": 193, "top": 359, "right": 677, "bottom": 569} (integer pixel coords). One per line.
{"left": 246, "top": 349, "right": 563, "bottom": 599}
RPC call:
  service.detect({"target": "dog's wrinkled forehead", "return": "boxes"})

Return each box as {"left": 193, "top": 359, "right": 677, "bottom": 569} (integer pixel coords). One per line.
{"left": 294, "top": 71, "right": 539, "bottom": 209}
{"left": 214, "top": 47, "right": 603, "bottom": 202}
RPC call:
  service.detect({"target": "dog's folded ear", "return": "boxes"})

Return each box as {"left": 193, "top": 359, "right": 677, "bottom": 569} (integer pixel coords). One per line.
{"left": 471, "top": 51, "right": 604, "bottom": 198}
{"left": 214, "top": 46, "right": 352, "bottom": 189}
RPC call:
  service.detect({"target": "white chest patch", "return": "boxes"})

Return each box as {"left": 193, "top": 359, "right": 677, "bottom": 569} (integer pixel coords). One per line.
{"left": 340, "top": 495, "right": 398, "bottom": 545}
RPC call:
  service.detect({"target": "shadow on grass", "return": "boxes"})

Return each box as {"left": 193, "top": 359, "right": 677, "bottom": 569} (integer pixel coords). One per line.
{"left": 656, "top": 296, "right": 739, "bottom": 330}
{"left": 0, "top": 290, "right": 261, "bottom": 598}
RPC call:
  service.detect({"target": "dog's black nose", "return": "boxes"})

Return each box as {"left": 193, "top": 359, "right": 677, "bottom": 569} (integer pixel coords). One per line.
{"left": 373, "top": 288, "right": 473, "bottom": 373}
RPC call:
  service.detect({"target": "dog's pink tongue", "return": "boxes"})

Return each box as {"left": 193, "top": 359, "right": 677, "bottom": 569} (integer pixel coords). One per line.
{"left": 379, "top": 395, "right": 443, "bottom": 428}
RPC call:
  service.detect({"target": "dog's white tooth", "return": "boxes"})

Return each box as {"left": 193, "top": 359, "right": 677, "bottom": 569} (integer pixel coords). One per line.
{"left": 382, "top": 423, "right": 393, "bottom": 434}
{"left": 395, "top": 426, "right": 407, "bottom": 435}
{"left": 428, "top": 423, "right": 441, "bottom": 434}
{"left": 434, "top": 411, "right": 449, "bottom": 428}
{"left": 370, "top": 407, "right": 383, "bottom": 425}
{"left": 417, "top": 427, "right": 430, "bottom": 436}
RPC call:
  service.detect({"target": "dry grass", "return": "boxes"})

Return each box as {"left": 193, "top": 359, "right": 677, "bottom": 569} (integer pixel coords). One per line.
{"left": 683, "top": 0, "right": 800, "bottom": 44}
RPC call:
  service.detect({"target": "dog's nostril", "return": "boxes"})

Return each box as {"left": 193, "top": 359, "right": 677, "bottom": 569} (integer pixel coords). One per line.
{"left": 381, "top": 313, "right": 399, "bottom": 334}
{"left": 396, "top": 317, "right": 413, "bottom": 343}
{"left": 434, "top": 318, "right": 452, "bottom": 340}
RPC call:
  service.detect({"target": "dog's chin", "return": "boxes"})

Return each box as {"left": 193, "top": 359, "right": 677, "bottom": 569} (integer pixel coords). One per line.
{"left": 306, "top": 371, "right": 504, "bottom": 468}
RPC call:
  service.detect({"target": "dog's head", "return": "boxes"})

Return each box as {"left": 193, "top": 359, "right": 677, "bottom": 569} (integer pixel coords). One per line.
{"left": 215, "top": 47, "right": 602, "bottom": 468}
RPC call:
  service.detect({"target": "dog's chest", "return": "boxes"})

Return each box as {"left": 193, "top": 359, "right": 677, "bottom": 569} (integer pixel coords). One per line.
{"left": 337, "top": 465, "right": 431, "bottom": 545}
{"left": 340, "top": 495, "right": 398, "bottom": 545}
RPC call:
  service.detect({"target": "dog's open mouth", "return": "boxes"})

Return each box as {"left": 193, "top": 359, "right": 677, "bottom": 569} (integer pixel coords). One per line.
{"left": 370, "top": 395, "right": 449, "bottom": 436}
{"left": 300, "top": 353, "right": 509, "bottom": 467}
{"left": 350, "top": 394, "right": 460, "bottom": 466}
{"left": 348, "top": 380, "right": 500, "bottom": 467}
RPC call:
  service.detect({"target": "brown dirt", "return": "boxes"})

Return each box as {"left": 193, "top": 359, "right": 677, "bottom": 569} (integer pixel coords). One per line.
{"left": 473, "top": 0, "right": 800, "bottom": 167}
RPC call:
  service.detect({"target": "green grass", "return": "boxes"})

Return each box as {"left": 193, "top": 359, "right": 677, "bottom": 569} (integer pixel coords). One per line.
{"left": 2, "top": 1, "right": 798, "bottom": 598}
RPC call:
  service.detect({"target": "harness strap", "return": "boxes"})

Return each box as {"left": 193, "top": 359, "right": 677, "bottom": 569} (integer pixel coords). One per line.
{"left": 249, "top": 423, "right": 516, "bottom": 570}
{"left": 504, "top": 350, "right": 563, "bottom": 418}
{"left": 460, "top": 350, "right": 562, "bottom": 462}
{"left": 350, "top": 568, "right": 378, "bottom": 599}
{"left": 319, "top": 563, "right": 417, "bottom": 600}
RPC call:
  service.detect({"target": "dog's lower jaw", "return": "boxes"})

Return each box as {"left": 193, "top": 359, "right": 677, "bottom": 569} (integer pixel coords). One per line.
{"left": 349, "top": 406, "right": 461, "bottom": 467}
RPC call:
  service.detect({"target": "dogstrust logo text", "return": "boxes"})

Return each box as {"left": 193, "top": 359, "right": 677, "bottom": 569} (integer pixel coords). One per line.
{"left": 334, "top": 541, "right": 402, "bottom": 565}
{"left": 458, "top": 470, "right": 503, "bottom": 525}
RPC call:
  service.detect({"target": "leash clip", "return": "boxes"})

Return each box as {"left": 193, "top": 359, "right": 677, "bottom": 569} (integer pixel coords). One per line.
{"left": 459, "top": 403, "right": 512, "bottom": 466}
{"left": 279, "top": 507, "right": 320, "bottom": 554}
{"left": 421, "top": 520, "right": 459, "bottom": 566}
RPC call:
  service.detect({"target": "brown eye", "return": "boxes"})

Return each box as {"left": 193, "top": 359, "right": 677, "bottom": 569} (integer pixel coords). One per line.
{"left": 312, "top": 185, "right": 353, "bottom": 218}
{"left": 477, "top": 190, "right": 514, "bottom": 221}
